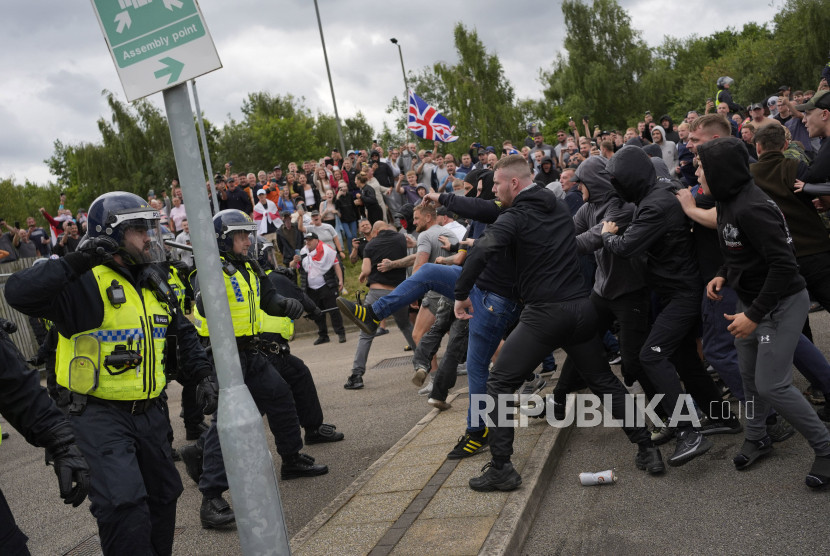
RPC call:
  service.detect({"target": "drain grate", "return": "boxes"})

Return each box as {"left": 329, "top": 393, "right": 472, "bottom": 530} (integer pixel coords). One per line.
{"left": 65, "top": 527, "right": 185, "bottom": 555}
{"left": 373, "top": 355, "right": 413, "bottom": 369}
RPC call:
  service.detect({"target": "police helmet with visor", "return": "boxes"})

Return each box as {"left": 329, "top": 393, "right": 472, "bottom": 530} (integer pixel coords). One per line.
{"left": 86, "top": 191, "right": 166, "bottom": 265}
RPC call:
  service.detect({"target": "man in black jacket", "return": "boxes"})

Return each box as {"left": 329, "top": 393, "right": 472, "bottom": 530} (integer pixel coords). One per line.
{"left": 699, "top": 137, "right": 830, "bottom": 485}
{"left": 602, "top": 146, "right": 728, "bottom": 467}
{"left": 0, "top": 320, "right": 90, "bottom": 554}
{"left": 454, "top": 155, "right": 662, "bottom": 492}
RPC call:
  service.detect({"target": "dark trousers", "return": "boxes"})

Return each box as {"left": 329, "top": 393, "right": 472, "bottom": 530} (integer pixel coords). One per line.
{"left": 640, "top": 292, "right": 722, "bottom": 427}
{"left": 200, "top": 349, "right": 303, "bottom": 497}
{"left": 71, "top": 401, "right": 183, "bottom": 556}
{"left": 0, "top": 488, "right": 29, "bottom": 555}
{"left": 555, "top": 288, "right": 659, "bottom": 402}
{"left": 419, "top": 299, "right": 470, "bottom": 402}
{"left": 265, "top": 351, "right": 324, "bottom": 430}
{"left": 798, "top": 251, "right": 830, "bottom": 310}
{"left": 487, "top": 299, "right": 650, "bottom": 461}
{"left": 307, "top": 284, "right": 345, "bottom": 338}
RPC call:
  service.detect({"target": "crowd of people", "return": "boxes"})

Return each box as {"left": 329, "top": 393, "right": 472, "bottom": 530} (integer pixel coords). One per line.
{"left": 2, "top": 74, "right": 830, "bottom": 553}
{"left": 336, "top": 76, "right": 830, "bottom": 492}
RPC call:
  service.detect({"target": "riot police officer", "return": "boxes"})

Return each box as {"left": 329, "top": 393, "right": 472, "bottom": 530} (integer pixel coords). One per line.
{"left": 6, "top": 192, "right": 217, "bottom": 555}
{"left": 189, "top": 209, "right": 327, "bottom": 529}
{"left": 0, "top": 319, "right": 90, "bottom": 554}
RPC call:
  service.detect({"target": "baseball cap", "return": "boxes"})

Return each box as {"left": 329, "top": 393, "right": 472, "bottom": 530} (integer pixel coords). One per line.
{"left": 304, "top": 232, "right": 318, "bottom": 241}
{"left": 280, "top": 210, "right": 291, "bottom": 218}
{"left": 507, "top": 148, "right": 519, "bottom": 155}
{"left": 485, "top": 146, "right": 496, "bottom": 153}
{"left": 310, "top": 209, "right": 320, "bottom": 216}
{"left": 257, "top": 189, "right": 267, "bottom": 196}
{"left": 347, "top": 150, "right": 356, "bottom": 156}
{"left": 795, "top": 89, "right": 830, "bottom": 112}
{"left": 273, "top": 164, "right": 281, "bottom": 170}
{"left": 749, "top": 102, "right": 764, "bottom": 110}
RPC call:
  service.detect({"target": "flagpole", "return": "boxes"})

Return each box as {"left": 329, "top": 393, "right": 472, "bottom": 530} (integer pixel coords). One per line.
{"left": 313, "top": 0, "right": 346, "bottom": 157}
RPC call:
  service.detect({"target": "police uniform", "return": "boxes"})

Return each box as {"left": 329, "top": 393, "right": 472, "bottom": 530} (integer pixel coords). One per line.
{"left": 192, "top": 257, "right": 309, "bottom": 494}
{"left": 7, "top": 242, "right": 213, "bottom": 555}
{"left": 0, "top": 322, "right": 90, "bottom": 554}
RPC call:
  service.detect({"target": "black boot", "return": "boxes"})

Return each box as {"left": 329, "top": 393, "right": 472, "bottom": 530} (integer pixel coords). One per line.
{"left": 200, "top": 495, "right": 235, "bottom": 529}
{"left": 305, "top": 424, "right": 345, "bottom": 444}
{"left": 179, "top": 443, "right": 204, "bottom": 485}
{"left": 281, "top": 453, "right": 329, "bottom": 480}
{"left": 186, "top": 421, "right": 209, "bottom": 441}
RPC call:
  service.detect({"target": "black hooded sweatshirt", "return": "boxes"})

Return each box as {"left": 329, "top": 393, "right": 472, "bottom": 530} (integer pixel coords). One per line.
{"left": 602, "top": 145, "right": 701, "bottom": 295}
{"left": 698, "top": 137, "right": 805, "bottom": 323}
{"left": 455, "top": 184, "right": 585, "bottom": 304}
{"left": 533, "top": 157, "right": 560, "bottom": 186}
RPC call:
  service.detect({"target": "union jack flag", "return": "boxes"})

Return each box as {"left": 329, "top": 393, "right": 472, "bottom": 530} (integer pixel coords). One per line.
{"left": 407, "top": 90, "right": 458, "bottom": 143}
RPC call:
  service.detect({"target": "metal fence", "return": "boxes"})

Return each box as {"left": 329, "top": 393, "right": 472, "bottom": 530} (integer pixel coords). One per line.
{"left": 0, "top": 257, "right": 41, "bottom": 359}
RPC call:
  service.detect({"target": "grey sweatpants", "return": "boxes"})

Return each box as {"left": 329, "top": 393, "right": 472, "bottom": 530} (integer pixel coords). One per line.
{"left": 735, "top": 289, "right": 830, "bottom": 456}
{"left": 351, "top": 287, "right": 416, "bottom": 376}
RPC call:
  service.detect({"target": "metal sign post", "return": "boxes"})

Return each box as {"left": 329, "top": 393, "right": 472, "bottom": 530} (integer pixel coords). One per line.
{"left": 90, "top": 1, "right": 289, "bottom": 552}
{"left": 163, "top": 84, "right": 289, "bottom": 555}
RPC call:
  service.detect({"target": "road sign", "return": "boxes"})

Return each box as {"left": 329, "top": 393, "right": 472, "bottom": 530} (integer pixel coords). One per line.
{"left": 90, "top": 0, "right": 221, "bottom": 101}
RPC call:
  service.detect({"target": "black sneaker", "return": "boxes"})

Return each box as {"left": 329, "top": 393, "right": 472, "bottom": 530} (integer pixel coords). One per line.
{"left": 344, "top": 374, "right": 364, "bottom": 390}
{"left": 608, "top": 352, "right": 622, "bottom": 365}
{"left": 305, "top": 424, "right": 344, "bottom": 444}
{"left": 281, "top": 453, "right": 329, "bottom": 479}
{"left": 766, "top": 416, "right": 795, "bottom": 443}
{"left": 185, "top": 420, "right": 209, "bottom": 441}
{"left": 313, "top": 336, "right": 330, "bottom": 346}
{"left": 469, "top": 461, "right": 522, "bottom": 492}
{"left": 447, "top": 429, "right": 488, "bottom": 459}
{"left": 635, "top": 446, "right": 666, "bottom": 475}
{"left": 733, "top": 436, "right": 772, "bottom": 471}
{"left": 178, "top": 443, "right": 204, "bottom": 485}
{"left": 667, "top": 430, "right": 713, "bottom": 467}
{"left": 698, "top": 415, "right": 743, "bottom": 436}
{"left": 200, "top": 495, "right": 235, "bottom": 529}
{"left": 336, "top": 297, "right": 379, "bottom": 335}
{"left": 805, "top": 454, "right": 830, "bottom": 488}
{"left": 338, "top": 333, "right": 347, "bottom": 344}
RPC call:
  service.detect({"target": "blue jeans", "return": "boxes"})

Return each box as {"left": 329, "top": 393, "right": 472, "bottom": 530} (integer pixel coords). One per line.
{"left": 466, "top": 286, "right": 522, "bottom": 432}
{"left": 701, "top": 285, "right": 746, "bottom": 401}
{"left": 341, "top": 220, "right": 357, "bottom": 247}
{"left": 372, "top": 263, "right": 460, "bottom": 319}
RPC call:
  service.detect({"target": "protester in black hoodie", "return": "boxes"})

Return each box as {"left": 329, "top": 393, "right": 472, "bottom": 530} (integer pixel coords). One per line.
{"left": 602, "top": 145, "right": 731, "bottom": 467}
{"left": 455, "top": 155, "right": 662, "bottom": 493}
{"left": 699, "top": 137, "right": 830, "bottom": 485}
{"left": 533, "top": 156, "right": 560, "bottom": 186}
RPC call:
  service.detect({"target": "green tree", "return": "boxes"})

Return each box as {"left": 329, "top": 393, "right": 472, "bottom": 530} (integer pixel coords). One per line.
{"left": 540, "top": 0, "right": 652, "bottom": 132}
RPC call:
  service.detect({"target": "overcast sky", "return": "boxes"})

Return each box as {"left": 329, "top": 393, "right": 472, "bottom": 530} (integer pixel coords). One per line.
{"left": 1, "top": 0, "right": 778, "bottom": 185}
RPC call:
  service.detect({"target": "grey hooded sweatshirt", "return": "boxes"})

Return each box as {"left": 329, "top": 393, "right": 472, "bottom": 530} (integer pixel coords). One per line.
{"left": 573, "top": 156, "right": 647, "bottom": 300}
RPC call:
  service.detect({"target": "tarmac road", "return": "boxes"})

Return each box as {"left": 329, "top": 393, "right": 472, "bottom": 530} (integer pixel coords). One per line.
{"left": 522, "top": 311, "right": 830, "bottom": 555}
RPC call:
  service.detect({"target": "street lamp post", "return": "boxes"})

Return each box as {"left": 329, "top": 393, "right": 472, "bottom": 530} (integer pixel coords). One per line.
{"left": 390, "top": 38, "right": 409, "bottom": 97}
{"left": 390, "top": 38, "right": 409, "bottom": 145}
{"left": 313, "top": 0, "right": 346, "bottom": 157}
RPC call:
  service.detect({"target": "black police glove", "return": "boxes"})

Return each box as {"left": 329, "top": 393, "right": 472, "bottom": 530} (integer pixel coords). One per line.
{"left": 0, "top": 318, "right": 17, "bottom": 334}
{"left": 196, "top": 376, "right": 219, "bottom": 415}
{"left": 310, "top": 307, "right": 323, "bottom": 320}
{"left": 275, "top": 297, "right": 304, "bottom": 320}
{"left": 39, "top": 422, "right": 91, "bottom": 508}
{"left": 65, "top": 236, "right": 119, "bottom": 275}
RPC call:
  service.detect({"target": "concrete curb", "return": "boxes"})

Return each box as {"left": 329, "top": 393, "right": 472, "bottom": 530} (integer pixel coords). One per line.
{"left": 479, "top": 400, "right": 575, "bottom": 555}
{"left": 289, "top": 388, "right": 466, "bottom": 552}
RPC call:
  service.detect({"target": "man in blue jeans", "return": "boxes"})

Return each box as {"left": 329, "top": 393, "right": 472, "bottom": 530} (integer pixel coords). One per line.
{"left": 339, "top": 179, "right": 523, "bottom": 459}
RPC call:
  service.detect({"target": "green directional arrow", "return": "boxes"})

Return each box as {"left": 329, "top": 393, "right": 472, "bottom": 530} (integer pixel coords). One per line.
{"left": 154, "top": 57, "right": 184, "bottom": 84}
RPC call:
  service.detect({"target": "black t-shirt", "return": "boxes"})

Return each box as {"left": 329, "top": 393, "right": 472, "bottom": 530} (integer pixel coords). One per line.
{"left": 225, "top": 187, "right": 251, "bottom": 213}
{"left": 364, "top": 230, "right": 408, "bottom": 287}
